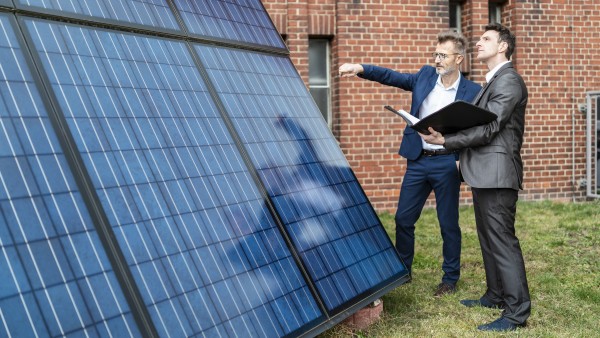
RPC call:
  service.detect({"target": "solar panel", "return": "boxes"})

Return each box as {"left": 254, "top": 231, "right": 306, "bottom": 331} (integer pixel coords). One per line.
{"left": 194, "top": 45, "right": 407, "bottom": 312}
{"left": 174, "top": 0, "right": 286, "bottom": 49}
{"left": 1, "top": 2, "right": 409, "bottom": 337}
{"left": 0, "top": 13, "right": 140, "bottom": 337}
{"left": 15, "top": 0, "right": 180, "bottom": 31}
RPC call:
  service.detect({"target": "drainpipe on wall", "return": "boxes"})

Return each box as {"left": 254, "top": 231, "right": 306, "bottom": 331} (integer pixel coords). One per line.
{"left": 570, "top": 3, "right": 577, "bottom": 203}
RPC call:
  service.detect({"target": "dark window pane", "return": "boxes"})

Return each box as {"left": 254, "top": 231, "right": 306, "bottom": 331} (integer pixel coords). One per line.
{"left": 310, "top": 87, "right": 329, "bottom": 121}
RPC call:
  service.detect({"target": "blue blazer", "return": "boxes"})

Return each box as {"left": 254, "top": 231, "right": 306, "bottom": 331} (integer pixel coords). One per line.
{"left": 359, "top": 64, "right": 481, "bottom": 160}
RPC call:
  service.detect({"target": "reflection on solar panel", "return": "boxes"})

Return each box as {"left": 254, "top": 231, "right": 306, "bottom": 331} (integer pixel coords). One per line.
{"left": 195, "top": 46, "right": 407, "bottom": 312}
{"left": 0, "top": 2, "right": 408, "bottom": 337}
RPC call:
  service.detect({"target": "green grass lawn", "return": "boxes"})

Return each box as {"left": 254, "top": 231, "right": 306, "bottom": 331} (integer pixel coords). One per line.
{"left": 322, "top": 200, "right": 600, "bottom": 337}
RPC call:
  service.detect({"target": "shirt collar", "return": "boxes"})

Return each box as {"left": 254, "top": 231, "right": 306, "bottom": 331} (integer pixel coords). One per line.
{"left": 485, "top": 60, "right": 511, "bottom": 83}
{"left": 436, "top": 74, "right": 461, "bottom": 91}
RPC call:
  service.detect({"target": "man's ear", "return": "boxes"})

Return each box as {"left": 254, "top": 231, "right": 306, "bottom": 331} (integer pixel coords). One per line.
{"left": 498, "top": 41, "right": 508, "bottom": 54}
{"left": 455, "top": 54, "right": 464, "bottom": 65}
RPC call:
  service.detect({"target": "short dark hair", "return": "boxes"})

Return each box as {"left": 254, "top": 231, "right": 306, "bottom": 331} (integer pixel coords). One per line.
{"left": 484, "top": 23, "right": 516, "bottom": 59}
{"left": 437, "top": 30, "right": 468, "bottom": 55}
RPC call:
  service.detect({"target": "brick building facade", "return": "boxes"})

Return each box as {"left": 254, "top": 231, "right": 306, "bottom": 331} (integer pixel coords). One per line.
{"left": 262, "top": 0, "right": 600, "bottom": 211}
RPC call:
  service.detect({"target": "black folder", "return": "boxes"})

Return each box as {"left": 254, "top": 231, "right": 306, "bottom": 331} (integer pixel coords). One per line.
{"left": 385, "top": 100, "right": 497, "bottom": 135}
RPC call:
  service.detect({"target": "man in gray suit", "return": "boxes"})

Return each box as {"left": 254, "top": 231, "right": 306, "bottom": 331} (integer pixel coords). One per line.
{"left": 421, "top": 23, "right": 530, "bottom": 332}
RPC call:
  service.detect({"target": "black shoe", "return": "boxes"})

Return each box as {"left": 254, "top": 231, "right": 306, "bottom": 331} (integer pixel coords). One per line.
{"left": 477, "top": 317, "right": 524, "bottom": 332}
{"left": 460, "top": 298, "right": 503, "bottom": 309}
{"left": 434, "top": 283, "right": 456, "bottom": 297}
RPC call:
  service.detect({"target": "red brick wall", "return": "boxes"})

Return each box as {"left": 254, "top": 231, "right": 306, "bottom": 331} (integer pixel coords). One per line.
{"left": 515, "top": 0, "right": 594, "bottom": 202}
{"left": 262, "top": 0, "right": 599, "bottom": 212}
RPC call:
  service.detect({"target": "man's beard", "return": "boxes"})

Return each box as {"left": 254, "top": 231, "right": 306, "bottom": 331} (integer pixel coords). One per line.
{"left": 436, "top": 65, "right": 455, "bottom": 76}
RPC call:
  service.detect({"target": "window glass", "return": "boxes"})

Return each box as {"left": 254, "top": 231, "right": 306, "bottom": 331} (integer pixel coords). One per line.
{"left": 489, "top": 1, "right": 503, "bottom": 23}
{"left": 449, "top": 2, "right": 461, "bottom": 32}
{"left": 308, "top": 39, "right": 330, "bottom": 124}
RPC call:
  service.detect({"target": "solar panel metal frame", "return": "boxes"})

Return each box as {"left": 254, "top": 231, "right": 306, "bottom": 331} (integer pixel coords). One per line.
{"left": 0, "top": 2, "right": 410, "bottom": 337}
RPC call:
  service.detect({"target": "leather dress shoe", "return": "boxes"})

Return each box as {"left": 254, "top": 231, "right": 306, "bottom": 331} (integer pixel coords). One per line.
{"left": 460, "top": 297, "right": 503, "bottom": 309}
{"left": 434, "top": 283, "right": 456, "bottom": 297}
{"left": 477, "top": 317, "right": 524, "bottom": 332}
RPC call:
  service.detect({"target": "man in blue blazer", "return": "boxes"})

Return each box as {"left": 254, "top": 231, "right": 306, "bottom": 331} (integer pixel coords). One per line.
{"left": 339, "top": 31, "right": 481, "bottom": 296}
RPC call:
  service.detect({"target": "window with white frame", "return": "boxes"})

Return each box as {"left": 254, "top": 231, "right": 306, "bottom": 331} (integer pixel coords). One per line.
{"left": 308, "top": 39, "right": 331, "bottom": 126}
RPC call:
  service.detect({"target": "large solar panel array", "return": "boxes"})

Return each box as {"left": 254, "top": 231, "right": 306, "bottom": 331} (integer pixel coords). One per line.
{"left": 0, "top": 1, "right": 409, "bottom": 337}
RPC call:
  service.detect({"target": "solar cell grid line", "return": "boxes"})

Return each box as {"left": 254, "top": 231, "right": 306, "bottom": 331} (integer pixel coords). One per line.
{"left": 15, "top": 0, "right": 181, "bottom": 32}
{"left": 194, "top": 45, "right": 408, "bottom": 313}
{"left": 0, "top": 13, "right": 141, "bottom": 337}
{"left": 172, "top": 0, "right": 287, "bottom": 50}
{"left": 22, "top": 17, "right": 325, "bottom": 337}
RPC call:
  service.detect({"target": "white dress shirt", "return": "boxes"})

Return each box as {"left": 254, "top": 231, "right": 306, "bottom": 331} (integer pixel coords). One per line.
{"left": 419, "top": 75, "right": 460, "bottom": 150}
{"left": 485, "top": 60, "right": 510, "bottom": 83}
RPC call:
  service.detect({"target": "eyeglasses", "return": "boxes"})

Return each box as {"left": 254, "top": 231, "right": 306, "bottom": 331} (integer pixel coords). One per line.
{"left": 432, "top": 52, "right": 461, "bottom": 60}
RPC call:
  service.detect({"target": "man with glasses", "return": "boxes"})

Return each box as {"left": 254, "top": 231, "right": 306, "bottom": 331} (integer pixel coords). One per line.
{"left": 339, "top": 31, "right": 480, "bottom": 297}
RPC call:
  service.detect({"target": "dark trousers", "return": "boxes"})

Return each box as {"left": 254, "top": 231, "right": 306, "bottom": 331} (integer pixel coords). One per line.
{"left": 395, "top": 154, "right": 461, "bottom": 284}
{"left": 471, "top": 187, "right": 530, "bottom": 325}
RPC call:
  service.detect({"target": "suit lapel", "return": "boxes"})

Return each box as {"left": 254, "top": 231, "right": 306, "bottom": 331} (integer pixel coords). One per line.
{"left": 413, "top": 73, "right": 439, "bottom": 117}
{"left": 473, "top": 82, "right": 490, "bottom": 105}
{"left": 456, "top": 73, "right": 468, "bottom": 100}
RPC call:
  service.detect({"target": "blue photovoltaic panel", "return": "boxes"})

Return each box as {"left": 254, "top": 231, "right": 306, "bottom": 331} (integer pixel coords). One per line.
{"left": 16, "top": 0, "right": 180, "bottom": 31}
{"left": 25, "top": 18, "right": 324, "bottom": 337}
{"left": 174, "top": 0, "right": 286, "bottom": 49}
{"left": 0, "top": 14, "right": 140, "bottom": 337}
{"left": 195, "top": 45, "right": 408, "bottom": 312}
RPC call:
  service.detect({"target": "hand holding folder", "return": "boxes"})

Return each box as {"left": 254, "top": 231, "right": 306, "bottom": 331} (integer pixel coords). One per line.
{"left": 385, "top": 101, "right": 497, "bottom": 135}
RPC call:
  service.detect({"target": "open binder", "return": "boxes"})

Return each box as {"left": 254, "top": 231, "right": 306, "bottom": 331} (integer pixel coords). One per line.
{"left": 385, "top": 100, "right": 497, "bottom": 135}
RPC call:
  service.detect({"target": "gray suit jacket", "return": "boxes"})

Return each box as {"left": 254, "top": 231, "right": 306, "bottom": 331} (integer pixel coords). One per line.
{"left": 443, "top": 62, "right": 527, "bottom": 190}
